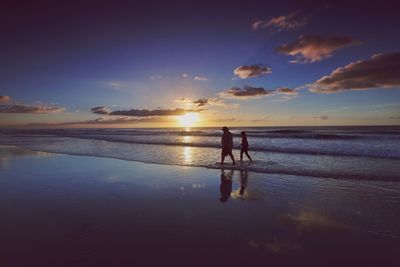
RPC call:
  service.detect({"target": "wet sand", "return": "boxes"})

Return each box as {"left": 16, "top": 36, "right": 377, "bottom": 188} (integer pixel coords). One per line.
{"left": 0, "top": 145, "right": 399, "bottom": 266}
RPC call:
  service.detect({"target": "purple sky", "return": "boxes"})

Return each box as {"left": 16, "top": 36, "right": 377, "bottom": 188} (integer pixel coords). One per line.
{"left": 1, "top": 0, "right": 399, "bottom": 127}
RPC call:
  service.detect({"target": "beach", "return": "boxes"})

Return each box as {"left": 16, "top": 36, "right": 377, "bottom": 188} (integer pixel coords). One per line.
{"left": 1, "top": 144, "right": 399, "bottom": 266}
{"left": 1, "top": 126, "right": 400, "bottom": 180}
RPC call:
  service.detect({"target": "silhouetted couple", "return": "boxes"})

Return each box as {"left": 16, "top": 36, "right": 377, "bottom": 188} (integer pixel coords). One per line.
{"left": 219, "top": 169, "right": 248, "bottom": 203}
{"left": 220, "top": 126, "right": 253, "bottom": 164}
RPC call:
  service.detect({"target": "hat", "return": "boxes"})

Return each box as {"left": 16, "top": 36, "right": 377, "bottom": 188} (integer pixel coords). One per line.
{"left": 221, "top": 126, "right": 229, "bottom": 131}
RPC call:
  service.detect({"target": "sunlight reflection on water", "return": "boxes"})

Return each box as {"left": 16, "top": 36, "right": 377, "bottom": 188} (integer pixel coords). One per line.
{"left": 183, "top": 146, "right": 192, "bottom": 164}
{"left": 0, "top": 145, "right": 53, "bottom": 170}
{"left": 182, "top": 135, "right": 192, "bottom": 143}
{"left": 182, "top": 136, "right": 194, "bottom": 164}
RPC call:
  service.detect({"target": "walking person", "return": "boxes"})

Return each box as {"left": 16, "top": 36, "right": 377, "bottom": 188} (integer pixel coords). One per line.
{"left": 239, "top": 131, "right": 253, "bottom": 163}
{"left": 221, "top": 126, "right": 235, "bottom": 164}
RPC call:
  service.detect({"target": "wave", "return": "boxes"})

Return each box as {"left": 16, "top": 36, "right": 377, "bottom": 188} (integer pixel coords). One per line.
{"left": 7, "top": 145, "right": 400, "bottom": 181}
{"left": 67, "top": 133, "right": 375, "bottom": 140}
{"left": 2, "top": 134, "right": 400, "bottom": 159}
{"left": 59, "top": 133, "right": 371, "bottom": 140}
{"left": 3, "top": 127, "right": 400, "bottom": 141}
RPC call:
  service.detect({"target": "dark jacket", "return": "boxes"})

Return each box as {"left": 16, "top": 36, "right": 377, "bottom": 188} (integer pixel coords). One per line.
{"left": 241, "top": 137, "right": 249, "bottom": 151}
{"left": 221, "top": 131, "right": 233, "bottom": 155}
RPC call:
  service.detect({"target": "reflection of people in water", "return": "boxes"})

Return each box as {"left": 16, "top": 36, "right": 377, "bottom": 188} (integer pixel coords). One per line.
{"left": 239, "top": 131, "right": 253, "bottom": 163}
{"left": 220, "top": 126, "right": 236, "bottom": 164}
{"left": 219, "top": 169, "right": 233, "bottom": 203}
{"left": 239, "top": 170, "right": 248, "bottom": 196}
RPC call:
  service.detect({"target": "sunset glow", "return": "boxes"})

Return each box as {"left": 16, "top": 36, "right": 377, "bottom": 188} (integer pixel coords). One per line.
{"left": 0, "top": 1, "right": 399, "bottom": 128}
{"left": 177, "top": 113, "right": 200, "bottom": 128}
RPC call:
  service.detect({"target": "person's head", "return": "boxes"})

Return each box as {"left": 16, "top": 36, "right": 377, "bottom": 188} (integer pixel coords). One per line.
{"left": 241, "top": 131, "right": 246, "bottom": 137}
{"left": 221, "top": 126, "right": 229, "bottom": 133}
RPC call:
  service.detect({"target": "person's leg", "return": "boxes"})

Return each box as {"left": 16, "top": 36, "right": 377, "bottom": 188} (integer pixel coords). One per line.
{"left": 229, "top": 153, "right": 236, "bottom": 164}
{"left": 221, "top": 152, "right": 225, "bottom": 164}
{"left": 245, "top": 151, "right": 253, "bottom": 162}
{"left": 240, "top": 150, "right": 244, "bottom": 161}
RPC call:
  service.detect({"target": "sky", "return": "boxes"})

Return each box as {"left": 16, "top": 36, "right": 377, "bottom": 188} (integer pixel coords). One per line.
{"left": 1, "top": 0, "right": 400, "bottom": 128}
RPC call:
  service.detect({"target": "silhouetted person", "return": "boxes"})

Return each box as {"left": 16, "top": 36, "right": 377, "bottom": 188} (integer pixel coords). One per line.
{"left": 239, "top": 170, "right": 248, "bottom": 196}
{"left": 221, "top": 126, "right": 235, "bottom": 164}
{"left": 239, "top": 131, "right": 253, "bottom": 162}
{"left": 219, "top": 169, "right": 233, "bottom": 203}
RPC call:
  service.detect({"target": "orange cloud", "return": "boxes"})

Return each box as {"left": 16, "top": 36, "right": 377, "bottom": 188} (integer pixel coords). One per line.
{"left": 234, "top": 64, "right": 271, "bottom": 79}
{"left": 277, "top": 35, "right": 359, "bottom": 63}
{"left": 219, "top": 86, "right": 298, "bottom": 99}
{"left": 275, "top": 87, "right": 298, "bottom": 96}
{"left": 252, "top": 11, "right": 307, "bottom": 31}
{"left": 0, "top": 104, "right": 65, "bottom": 114}
{"left": 219, "top": 86, "right": 273, "bottom": 99}
{"left": 90, "top": 107, "right": 202, "bottom": 117}
{"left": 0, "top": 96, "right": 11, "bottom": 103}
{"left": 175, "top": 97, "right": 233, "bottom": 108}
{"left": 310, "top": 53, "right": 400, "bottom": 93}
{"left": 90, "top": 106, "right": 111, "bottom": 114}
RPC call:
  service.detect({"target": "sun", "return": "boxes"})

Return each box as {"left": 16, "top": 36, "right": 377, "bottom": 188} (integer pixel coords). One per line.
{"left": 177, "top": 112, "right": 199, "bottom": 128}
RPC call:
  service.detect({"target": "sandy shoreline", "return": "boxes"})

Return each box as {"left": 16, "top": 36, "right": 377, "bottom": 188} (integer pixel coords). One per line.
{"left": 0, "top": 145, "right": 399, "bottom": 266}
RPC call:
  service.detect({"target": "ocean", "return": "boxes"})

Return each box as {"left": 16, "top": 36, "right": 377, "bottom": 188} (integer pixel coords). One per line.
{"left": 1, "top": 126, "right": 400, "bottom": 180}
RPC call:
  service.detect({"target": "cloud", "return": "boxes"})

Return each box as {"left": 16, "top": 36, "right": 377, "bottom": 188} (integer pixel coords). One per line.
{"left": 219, "top": 86, "right": 299, "bottom": 100}
{"left": 252, "top": 11, "right": 307, "bottom": 31}
{"left": 181, "top": 73, "right": 188, "bottom": 78}
{"left": 107, "top": 82, "right": 127, "bottom": 90}
{"left": 149, "top": 75, "right": 163, "bottom": 80}
{"left": 389, "top": 116, "right": 400, "bottom": 120}
{"left": 176, "top": 97, "right": 233, "bottom": 108}
{"left": 107, "top": 108, "right": 201, "bottom": 117}
{"left": 193, "top": 98, "right": 228, "bottom": 107}
{"left": 80, "top": 116, "right": 172, "bottom": 124}
{"left": 314, "top": 115, "right": 329, "bottom": 120}
{"left": 192, "top": 98, "right": 209, "bottom": 107}
{"left": 310, "top": 53, "right": 400, "bottom": 93}
{"left": 0, "top": 96, "right": 11, "bottom": 103}
{"left": 275, "top": 87, "right": 298, "bottom": 96}
{"left": 0, "top": 104, "right": 65, "bottom": 114}
{"left": 234, "top": 64, "right": 272, "bottom": 79}
{"left": 26, "top": 116, "right": 174, "bottom": 127}
{"left": 178, "top": 88, "right": 299, "bottom": 105}
{"left": 175, "top": 97, "right": 192, "bottom": 104}
{"left": 194, "top": 75, "right": 207, "bottom": 81}
{"left": 276, "top": 35, "right": 359, "bottom": 63}
{"left": 90, "top": 106, "right": 111, "bottom": 114}
{"left": 219, "top": 86, "right": 273, "bottom": 99}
